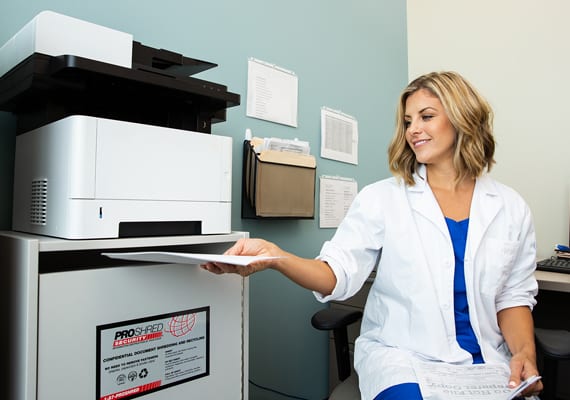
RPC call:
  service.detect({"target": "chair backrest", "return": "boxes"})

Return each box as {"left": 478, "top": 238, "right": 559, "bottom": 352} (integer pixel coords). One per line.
{"left": 311, "top": 308, "right": 363, "bottom": 399}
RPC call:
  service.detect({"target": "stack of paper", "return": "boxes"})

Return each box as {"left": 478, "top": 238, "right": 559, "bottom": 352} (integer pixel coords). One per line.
{"left": 250, "top": 136, "right": 310, "bottom": 155}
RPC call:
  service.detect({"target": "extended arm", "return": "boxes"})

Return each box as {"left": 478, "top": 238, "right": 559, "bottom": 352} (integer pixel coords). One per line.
{"left": 497, "top": 305, "right": 543, "bottom": 396}
{"left": 201, "top": 238, "right": 337, "bottom": 296}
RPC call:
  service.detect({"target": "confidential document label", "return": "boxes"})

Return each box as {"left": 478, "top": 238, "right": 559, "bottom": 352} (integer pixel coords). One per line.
{"left": 96, "top": 307, "right": 209, "bottom": 400}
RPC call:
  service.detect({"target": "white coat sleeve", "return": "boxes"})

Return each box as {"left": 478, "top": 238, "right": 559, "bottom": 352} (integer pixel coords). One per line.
{"left": 314, "top": 183, "right": 384, "bottom": 302}
{"left": 495, "top": 196, "right": 538, "bottom": 311}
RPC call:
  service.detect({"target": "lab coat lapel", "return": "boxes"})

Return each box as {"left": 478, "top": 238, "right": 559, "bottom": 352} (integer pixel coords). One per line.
{"left": 407, "top": 165, "right": 449, "bottom": 237}
{"left": 467, "top": 175, "right": 502, "bottom": 255}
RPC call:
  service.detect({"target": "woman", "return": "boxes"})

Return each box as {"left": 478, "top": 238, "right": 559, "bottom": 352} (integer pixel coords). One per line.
{"left": 202, "top": 71, "right": 542, "bottom": 399}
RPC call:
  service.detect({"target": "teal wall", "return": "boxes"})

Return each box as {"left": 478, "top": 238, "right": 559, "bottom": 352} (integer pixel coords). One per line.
{"left": 0, "top": 1, "right": 407, "bottom": 398}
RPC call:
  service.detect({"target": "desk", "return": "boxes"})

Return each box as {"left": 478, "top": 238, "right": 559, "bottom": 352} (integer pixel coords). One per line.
{"left": 536, "top": 270, "right": 570, "bottom": 293}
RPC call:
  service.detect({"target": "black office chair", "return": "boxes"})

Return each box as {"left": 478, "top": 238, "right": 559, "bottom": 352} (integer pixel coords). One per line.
{"left": 534, "top": 328, "right": 570, "bottom": 400}
{"left": 311, "top": 308, "right": 363, "bottom": 400}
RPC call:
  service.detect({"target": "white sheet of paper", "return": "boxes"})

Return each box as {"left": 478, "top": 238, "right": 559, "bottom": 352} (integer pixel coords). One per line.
{"left": 320, "top": 107, "right": 358, "bottom": 164}
{"left": 246, "top": 58, "right": 298, "bottom": 127}
{"left": 507, "top": 375, "right": 541, "bottom": 400}
{"left": 413, "top": 361, "right": 516, "bottom": 400}
{"left": 102, "top": 251, "right": 282, "bottom": 266}
{"left": 319, "top": 175, "right": 357, "bottom": 228}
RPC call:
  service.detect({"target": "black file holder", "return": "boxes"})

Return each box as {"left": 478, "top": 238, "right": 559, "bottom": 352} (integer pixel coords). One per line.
{"left": 241, "top": 140, "right": 316, "bottom": 219}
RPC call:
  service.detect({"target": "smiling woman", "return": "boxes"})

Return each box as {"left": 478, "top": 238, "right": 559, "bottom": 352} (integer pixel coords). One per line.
{"left": 389, "top": 71, "right": 495, "bottom": 189}
{"left": 402, "top": 87, "right": 476, "bottom": 221}
{"left": 202, "top": 71, "right": 543, "bottom": 399}
{"left": 403, "top": 89, "right": 457, "bottom": 167}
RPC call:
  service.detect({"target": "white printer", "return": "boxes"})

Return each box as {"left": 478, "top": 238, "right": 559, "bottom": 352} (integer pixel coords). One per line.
{"left": 12, "top": 115, "right": 233, "bottom": 239}
{"left": 1, "top": 12, "right": 241, "bottom": 239}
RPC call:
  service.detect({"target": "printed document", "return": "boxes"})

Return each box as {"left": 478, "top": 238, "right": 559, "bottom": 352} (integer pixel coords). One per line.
{"left": 320, "top": 107, "right": 358, "bottom": 164}
{"left": 319, "top": 175, "right": 357, "bottom": 228}
{"left": 103, "top": 251, "right": 282, "bottom": 266}
{"left": 246, "top": 58, "right": 298, "bottom": 127}
{"left": 413, "top": 361, "right": 526, "bottom": 400}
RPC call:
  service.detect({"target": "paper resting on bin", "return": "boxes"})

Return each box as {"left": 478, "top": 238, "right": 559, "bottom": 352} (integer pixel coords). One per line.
{"left": 257, "top": 149, "right": 316, "bottom": 167}
{"left": 103, "top": 251, "right": 283, "bottom": 266}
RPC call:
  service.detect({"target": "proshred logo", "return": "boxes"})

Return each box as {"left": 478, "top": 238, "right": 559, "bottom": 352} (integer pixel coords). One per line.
{"left": 113, "top": 323, "right": 164, "bottom": 348}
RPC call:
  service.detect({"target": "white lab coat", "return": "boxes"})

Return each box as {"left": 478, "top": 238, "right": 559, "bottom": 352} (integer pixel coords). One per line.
{"left": 315, "top": 165, "right": 538, "bottom": 400}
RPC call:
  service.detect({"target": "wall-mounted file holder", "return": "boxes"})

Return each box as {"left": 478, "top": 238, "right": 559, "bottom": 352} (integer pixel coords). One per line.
{"left": 242, "top": 140, "right": 316, "bottom": 219}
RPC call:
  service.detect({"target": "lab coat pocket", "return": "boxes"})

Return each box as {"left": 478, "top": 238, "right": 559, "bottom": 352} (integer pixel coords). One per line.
{"left": 479, "top": 238, "right": 519, "bottom": 296}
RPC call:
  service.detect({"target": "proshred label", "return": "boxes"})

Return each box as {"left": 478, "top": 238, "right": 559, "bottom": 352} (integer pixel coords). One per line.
{"left": 96, "top": 307, "right": 209, "bottom": 400}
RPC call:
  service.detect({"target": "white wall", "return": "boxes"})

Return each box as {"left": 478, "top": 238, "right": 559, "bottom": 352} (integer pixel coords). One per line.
{"left": 407, "top": 0, "right": 570, "bottom": 259}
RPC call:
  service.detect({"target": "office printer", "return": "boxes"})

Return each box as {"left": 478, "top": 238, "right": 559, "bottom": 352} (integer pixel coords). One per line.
{"left": 1, "top": 11, "right": 240, "bottom": 239}
{"left": 12, "top": 115, "right": 232, "bottom": 239}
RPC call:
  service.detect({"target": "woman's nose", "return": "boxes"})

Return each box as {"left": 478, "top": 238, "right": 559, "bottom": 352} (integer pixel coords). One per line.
{"left": 407, "top": 119, "right": 421, "bottom": 134}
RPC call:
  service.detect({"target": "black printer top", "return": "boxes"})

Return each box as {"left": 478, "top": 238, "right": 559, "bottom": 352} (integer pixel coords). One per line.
{"left": 131, "top": 41, "right": 218, "bottom": 77}
{"left": 0, "top": 43, "right": 240, "bottom": 135}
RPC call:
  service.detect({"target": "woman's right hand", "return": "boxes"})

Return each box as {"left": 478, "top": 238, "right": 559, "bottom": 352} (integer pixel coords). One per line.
{"left": 200, "top": 238, "right": 285, "bottom": 277}
{"left": 201, "top": 238, "right": 336, "bottom": 296}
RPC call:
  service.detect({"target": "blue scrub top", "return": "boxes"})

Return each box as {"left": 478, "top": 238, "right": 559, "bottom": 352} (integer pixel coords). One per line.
{"left": 445, "top": 217, "right": 484, "bottom": 364}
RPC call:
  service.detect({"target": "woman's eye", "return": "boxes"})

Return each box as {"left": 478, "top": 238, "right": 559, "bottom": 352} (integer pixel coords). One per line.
{"left": 404, "top": 120, "right": 411, "bottom": 128}
{"left": 422, "top": 115, "right": 433, "bottom": 121}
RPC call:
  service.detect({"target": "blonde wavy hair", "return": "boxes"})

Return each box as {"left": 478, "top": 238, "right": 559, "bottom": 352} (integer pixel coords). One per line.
{"left": 387, "top": 71, "right": 495, "bottom": 186}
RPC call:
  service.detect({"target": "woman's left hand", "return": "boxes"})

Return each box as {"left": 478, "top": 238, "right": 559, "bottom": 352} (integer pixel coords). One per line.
{"left": 508, "top": 351, "right": 543, "bottom": 397}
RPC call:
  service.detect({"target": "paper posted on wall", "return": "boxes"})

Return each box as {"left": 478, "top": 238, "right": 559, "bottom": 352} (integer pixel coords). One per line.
{"left": 246, "top": 58, "right": 298, "bottom": 127}
{"left": 319, "top": 175, "right": 357, "bottom": 228}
